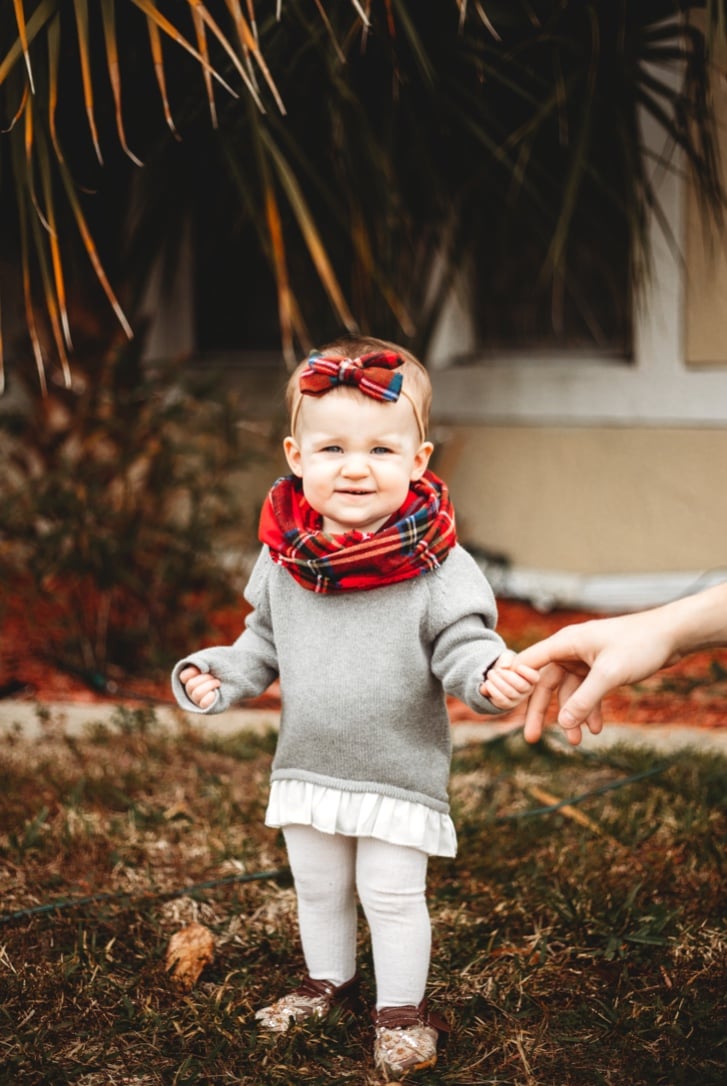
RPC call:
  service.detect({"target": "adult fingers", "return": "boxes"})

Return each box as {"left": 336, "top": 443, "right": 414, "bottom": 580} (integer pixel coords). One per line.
{"left": 522, "top": 663, "right": 563, "bottom": 743}
{"left": 556, "top": 666, "right": 611, "bottom": 731}
{"left": 516, "top": 626, "right": 597, "bottom": 673}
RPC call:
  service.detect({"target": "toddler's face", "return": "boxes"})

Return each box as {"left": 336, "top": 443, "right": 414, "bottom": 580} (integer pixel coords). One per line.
{"left": 284, "top": 391, "right": 433, "bottom": 535}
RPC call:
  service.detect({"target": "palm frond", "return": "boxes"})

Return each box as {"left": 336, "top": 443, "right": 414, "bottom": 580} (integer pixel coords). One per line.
{"left": 144, "top": 10, "right": 178, "bottom": 136}
{"left": 191, "top": 4, "right": 218, "bottom": 128}
{"left": 1, "top": 1, "right": 727, "bottom": 390}
{"left": 101, "top": 0, "right": 143, "bottom": 165}
{"left": 73, "top": 0, "right": 103, "bottom": 164}
{"left": 261, "top": 129, "right": 358, "bottom": 339}
{"left": 11, "top": 0, "right": 35, "bottom": 92}
{"left": 55, "top": 149, "right": 134, "bottom": 342}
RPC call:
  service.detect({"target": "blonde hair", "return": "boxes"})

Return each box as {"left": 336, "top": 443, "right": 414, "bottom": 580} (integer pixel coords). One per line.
{"left": 286, "top": 336, "right": 432, "bottom": 440}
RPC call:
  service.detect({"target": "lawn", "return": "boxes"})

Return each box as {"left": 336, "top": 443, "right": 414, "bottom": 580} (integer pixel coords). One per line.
{"left": 1, "top": 705, "right": 725, "bottom": 1085}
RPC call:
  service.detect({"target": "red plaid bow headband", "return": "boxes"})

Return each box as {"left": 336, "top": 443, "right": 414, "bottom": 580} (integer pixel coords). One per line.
{"left": 291, "top": 350, "right": 425, "bottom": 439}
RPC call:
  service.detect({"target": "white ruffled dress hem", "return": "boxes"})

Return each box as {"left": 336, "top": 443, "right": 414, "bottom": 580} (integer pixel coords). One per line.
{"left": 265, "top": 779, "right": 457, "bottom": 858}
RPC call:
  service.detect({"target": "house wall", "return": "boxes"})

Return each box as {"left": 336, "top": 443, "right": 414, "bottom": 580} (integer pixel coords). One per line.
{"left": 433, "top": 425, "right": 727, "bottom": 574}
{"left": 426, "top": 58, "right": 727, "bottom": 580}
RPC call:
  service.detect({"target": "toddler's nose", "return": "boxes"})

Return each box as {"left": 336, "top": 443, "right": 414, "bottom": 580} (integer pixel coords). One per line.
{"left": 341, "top": 453, "right": 370, "bottom": 478}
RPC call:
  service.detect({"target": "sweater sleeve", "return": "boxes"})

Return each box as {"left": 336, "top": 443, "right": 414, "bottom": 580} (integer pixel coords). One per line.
{"left": 427, "top": 546, "right": 508, "bottom": 716}
{"left": 170, "top": 548, "right": 279, "bottom": 714}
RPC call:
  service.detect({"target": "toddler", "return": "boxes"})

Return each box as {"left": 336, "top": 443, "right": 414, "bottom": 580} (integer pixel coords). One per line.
{"left": 171, "top": 336, "right": 537, "bottom": 1079}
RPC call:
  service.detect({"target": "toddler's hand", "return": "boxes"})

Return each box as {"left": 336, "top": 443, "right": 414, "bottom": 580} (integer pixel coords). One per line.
{"left": 480, "top": 650, "right": 539, "bottom": 711}
{"left": 179, "top": 665, "right": 221, "bottom": 710}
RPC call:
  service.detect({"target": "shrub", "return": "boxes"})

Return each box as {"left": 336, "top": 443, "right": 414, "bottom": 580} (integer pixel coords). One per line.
{"left": 0, "top": 330, "right": 262, "bottom": 684}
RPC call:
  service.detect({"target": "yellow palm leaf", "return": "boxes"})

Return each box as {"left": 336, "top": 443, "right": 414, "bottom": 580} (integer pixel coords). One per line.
{"left": 185, "top": 0, "right": 270, "bottom": 111}
{"left": 261, "top": 131, "right": 358, "bottom": 334}
{"left": 13, "top": 132, "right": 47, "bottom": 394}
{"left": 100, "top": 0, "right": 144, "bottom": 165}
{"left": 191, "top": 5, "right": 218, "bottom": 128}
{"left": 72, "top": 0, "right": 103, "bottom": 164}
{"left": 38, "top": 129, "right": 73, "bottom": 357}
{"left": 12, "top": 0, "right": 35, "bottom": 92}
{"left": 23, "top": 95, "right": 52, "bottom": 236}
{"left": 221, "top": 0, "right": 260, "bottom": 97}
{"left": 3, "top": 79, "right": 29, "bottom": 133}
{"left": 130, "top": 0, "right": 243, "bottom": 104}
{"left": 220, "top": 0, "right": 285, "bottom": 113}
{"left": 146, "top": 15, "right": 178, "bottom": 135}
{"left": 56, "top": 155, "right": 133, "bottom": 341}
{"left": 46, "top": 10, "right": 64, "bottom": 163}
{"left": 244, "top": 0, "right": 258, "bottom": 43}
{"left": 350, "top": 206, "right": 415, "bottom": 336}
{"left": 30, "top": 196, "right": 72, "bottom": 389}
{"left": 263, "top": 180, "right": 295, "bottom": 367}
{"left": 0, "top": 0, "right": 57, "bottom": 88}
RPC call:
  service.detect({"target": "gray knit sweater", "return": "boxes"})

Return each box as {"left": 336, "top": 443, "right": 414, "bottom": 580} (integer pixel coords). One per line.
{"left": 171, "top": 544, "right": 506, "bottom": 814}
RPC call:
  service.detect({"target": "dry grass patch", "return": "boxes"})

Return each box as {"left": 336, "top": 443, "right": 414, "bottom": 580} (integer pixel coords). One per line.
{"left": 1, "top": 707, "right": 725, "bottom": 1084}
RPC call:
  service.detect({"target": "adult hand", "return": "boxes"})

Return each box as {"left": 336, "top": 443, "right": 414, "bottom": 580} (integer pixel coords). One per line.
{"left": 516, "top": 583, "right": 727, "bottom": 744}
{"left": 514, "top": 611, "right": 681, "bottom": 745}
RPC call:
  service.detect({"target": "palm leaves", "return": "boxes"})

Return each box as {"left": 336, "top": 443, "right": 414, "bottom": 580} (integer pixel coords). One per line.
{"left": 1, "top": 2, "right": 726, "bottom": 393}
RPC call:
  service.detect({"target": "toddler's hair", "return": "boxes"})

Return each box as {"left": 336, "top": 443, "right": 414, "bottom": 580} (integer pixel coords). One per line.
{"left": 286, "top": 335, "right": 432, "bottom": 438}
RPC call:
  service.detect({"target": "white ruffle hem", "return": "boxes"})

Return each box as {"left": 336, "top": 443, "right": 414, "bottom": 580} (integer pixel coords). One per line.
{"left": 265, "top": 779, "right": 457, "bottom": 858}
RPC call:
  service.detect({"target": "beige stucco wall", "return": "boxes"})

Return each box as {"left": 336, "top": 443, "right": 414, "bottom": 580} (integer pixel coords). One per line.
{"left": 434, "top": 425, "right": 727, "bottom": 573}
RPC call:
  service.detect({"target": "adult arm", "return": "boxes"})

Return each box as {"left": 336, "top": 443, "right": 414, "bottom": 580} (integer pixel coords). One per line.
{"left": 515, "top": 582, "right": 727, "bottom": 744}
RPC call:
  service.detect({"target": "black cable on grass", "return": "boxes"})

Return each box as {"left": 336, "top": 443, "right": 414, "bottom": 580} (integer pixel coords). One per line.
{"left": 0, "top": 867, "right": 291, "bottom": 927}
{"left": 496, "top": 762, "right": 670, "bottom": 822}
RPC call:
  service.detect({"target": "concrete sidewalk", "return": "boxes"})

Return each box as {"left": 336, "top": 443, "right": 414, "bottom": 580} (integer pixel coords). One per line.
{"left": 2, "top": 697, "right": 726, "bottom": 754}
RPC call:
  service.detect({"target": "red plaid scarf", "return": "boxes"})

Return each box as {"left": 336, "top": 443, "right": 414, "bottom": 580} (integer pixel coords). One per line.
{"left": 258, "top": 470, "right": 457, "bottom": 593}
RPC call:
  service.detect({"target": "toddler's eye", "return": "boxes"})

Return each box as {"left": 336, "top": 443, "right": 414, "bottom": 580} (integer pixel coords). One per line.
{"left": 372, "top": 446, "right": 393, "bottom": 455}
{"left": 321, "top": 444, "right": 343, "bottom": 453}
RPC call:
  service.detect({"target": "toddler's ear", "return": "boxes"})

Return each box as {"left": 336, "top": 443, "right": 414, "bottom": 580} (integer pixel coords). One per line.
{"left": 283, "top": 435, "right": 303, "bottom": 477}
{"left": 410, "top": 440, "right": 434, "bottom": 480}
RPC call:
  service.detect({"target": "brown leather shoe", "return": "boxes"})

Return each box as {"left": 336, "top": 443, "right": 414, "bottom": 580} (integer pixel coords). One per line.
{"left": 255, "top": 973, "right": 360, "bottom": 1033}
{"left": 373, "top": 999, "right": 450, "bottom": 1078}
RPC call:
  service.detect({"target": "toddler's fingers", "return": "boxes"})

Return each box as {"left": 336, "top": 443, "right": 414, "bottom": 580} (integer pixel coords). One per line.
{"left": 485, "top": 672, "right": 522, "bottom": 702}
{"left": 179, "top": 665, "right": 202, "bottom": 684}
{"left": 495, "top": 649, "right": 516, "bottom": 669}
{"left": 185, "top": 674, "right": 220, "bottom": 706}
{"left": 496, "top": 668, "right": 533, "bottom": 696}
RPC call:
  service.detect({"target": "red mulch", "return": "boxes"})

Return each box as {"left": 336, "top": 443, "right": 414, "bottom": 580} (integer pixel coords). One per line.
{"left": 1, "top": 596, "right": 726, "bottom": 728}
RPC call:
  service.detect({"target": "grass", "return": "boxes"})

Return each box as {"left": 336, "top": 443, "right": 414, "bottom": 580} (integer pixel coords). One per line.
{"left": 0, "top": 706, "right": 725, "bottom": 1085}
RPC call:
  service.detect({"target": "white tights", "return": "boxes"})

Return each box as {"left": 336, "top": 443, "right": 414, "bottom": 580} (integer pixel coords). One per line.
{"left": 282, "top": 825, "right": 431, "bottom": 1009}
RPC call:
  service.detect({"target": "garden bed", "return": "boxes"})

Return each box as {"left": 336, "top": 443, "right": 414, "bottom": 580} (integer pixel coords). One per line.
{"left": 3, "top": 596, "right": 726, "bottom": 728}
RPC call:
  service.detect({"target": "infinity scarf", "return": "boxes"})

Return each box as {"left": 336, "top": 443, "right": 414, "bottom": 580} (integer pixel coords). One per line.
{"left": 258, "top": 470, "right": 457, "bottom": 593}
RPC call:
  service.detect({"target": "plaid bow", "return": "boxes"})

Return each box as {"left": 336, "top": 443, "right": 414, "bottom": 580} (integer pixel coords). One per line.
{"left": 299, "top": 350, "right": 404, "bottom": 403}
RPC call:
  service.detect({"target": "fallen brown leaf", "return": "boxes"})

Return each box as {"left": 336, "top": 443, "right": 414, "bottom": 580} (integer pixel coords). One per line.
{"left": 165, "top": 921, "right": 215, "bottom": 991}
